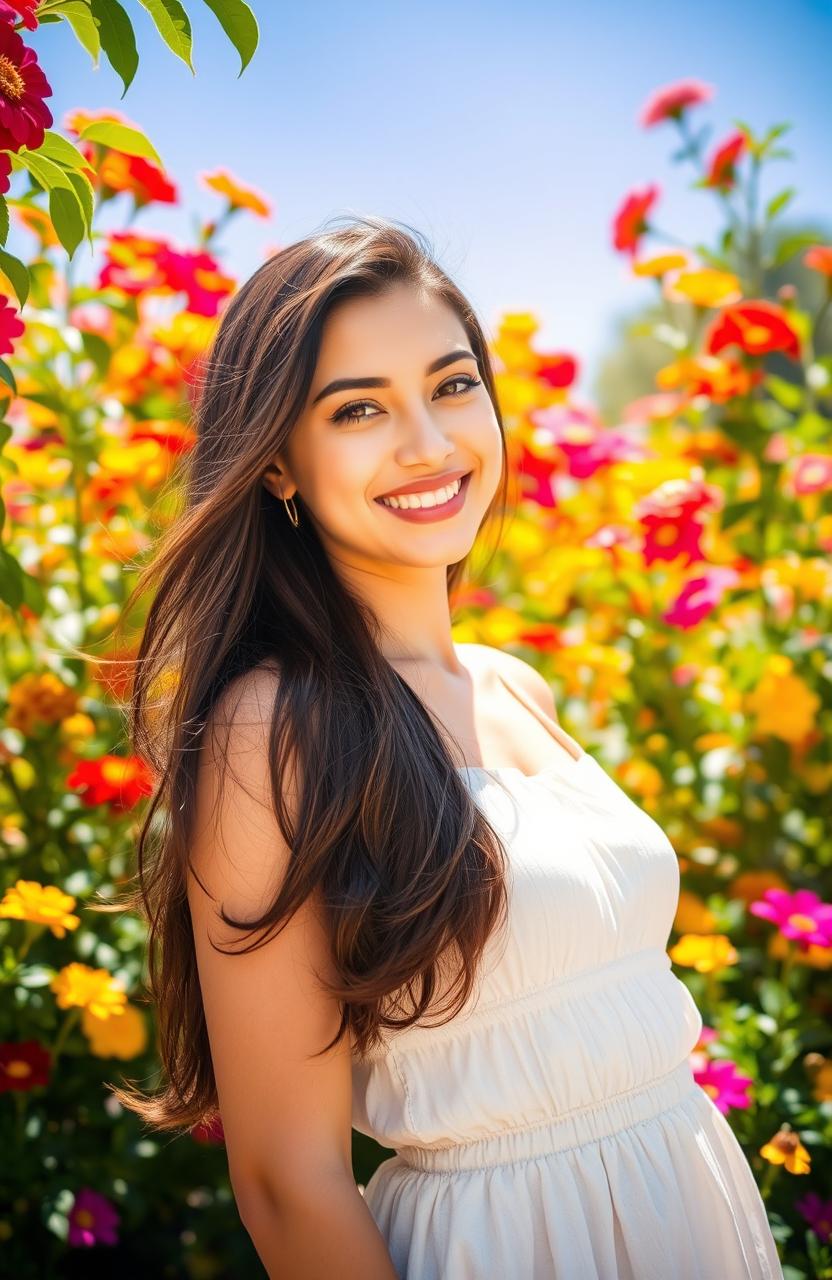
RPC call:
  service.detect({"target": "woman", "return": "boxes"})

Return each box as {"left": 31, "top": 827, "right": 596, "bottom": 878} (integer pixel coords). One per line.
{"left": 112, "top": 215, "right": 784, "bottom": 1279}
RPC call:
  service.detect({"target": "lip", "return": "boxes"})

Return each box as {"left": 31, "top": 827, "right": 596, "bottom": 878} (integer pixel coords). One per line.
{"left": 374, "top": 470, "right": 473, "bottom": 524}
{"left": 375, "top": 467, "right": 470, "bottom": 500}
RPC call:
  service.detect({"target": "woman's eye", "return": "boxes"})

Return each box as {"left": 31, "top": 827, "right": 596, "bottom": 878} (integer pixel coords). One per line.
{"left": 330, "top": 373, "right": 481, "bottom": 426}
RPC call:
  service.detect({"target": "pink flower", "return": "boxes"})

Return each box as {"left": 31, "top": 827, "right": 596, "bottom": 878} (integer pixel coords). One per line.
{"left": 694, "top": 1058, "right": 753, "bottom": 1114}
{"left": 0, "top": 293, "right": 25, "bottom": 357}
{"left": 791, "top": 453, "right": 832, "bottom": 496}
{"left": 67, "top": 1187, "right": 120, "bottom": 1247}
{"left": 795, "top": 1192, "right": 832, "bottom": 1243}
{"left": 638, "top": 78, "right": 715, "bottom": 128}
{"left": 662, "top": 566, "right": 740, "bottom": 630}
{"left": 748, "top": 888, "right": 832, "bottom": 951}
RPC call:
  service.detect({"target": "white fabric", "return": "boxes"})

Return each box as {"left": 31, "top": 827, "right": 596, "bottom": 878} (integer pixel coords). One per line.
{"left": 351, "top": 743, "right": 784, "bottom": 1279}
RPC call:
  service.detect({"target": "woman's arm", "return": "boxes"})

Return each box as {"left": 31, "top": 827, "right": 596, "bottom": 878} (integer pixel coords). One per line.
{"left": 187, "top": 666, "right": 398, "bottom": 1279}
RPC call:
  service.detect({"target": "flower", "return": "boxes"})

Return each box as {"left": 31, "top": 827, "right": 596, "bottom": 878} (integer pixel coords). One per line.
{"left": 668, "top": 933, "right": 738, "bottom": 973}
{"left": 664, "top": 268, "right": 743, "bottom": 309}
{"left": 0, "top": 21, "right": 53, "bottom": 152}
{"left": 759, "top": 1127, "right": 811, "bottom": 1175}
{"left": 746, "top": 657, "right": 821, "bottom": 746}
{"left": 638, "top": 78, "right": 714, "bottom": 128}
{"left": 612, "top": 184, "right": 661, "bottom": 257}
{"left": 674, "top": 890, "right": 717, "bottom": 935}
{"left": 704, "top": 299, "right": 802, "bottom": 361}
{"left": 0, "top": 292, "right": 24, "bottom": 357}
{"left": 0, "top": 879, "right": 80, "bottom": 937}
{"left": 803, "top": 245, "right": 832, "bottom": 278}
{"left": 0, "top": 1, "right": 39, "bottom": 30}
{"left": 50, "top": 963, "right": 127, "bottom": 1019}
{"left": 662, "top": 566, "right": 740, "bottom": 630}
{"left": 191, "top": 1111, "right": 225, "bottom": 1144}
{"left": 795, "top": 1192, "right": 832, "bottom": 1243}
{"left": 702, "top": 130, "right": 747, "bottom": 190}
{"left": 693, "top": 1058, "right": 753, "bottom": 1114}
{"left": 791, "top": 453, "right": 832, "bottom": 496}
{"left": 200, "top": 167, "right": 271, "bottom": 217}
{"left": 66, "top": 753, "right": 155, "bottom": 812}
{"left": 748, "top": 888, "right": 832, "bottom": 951}
{"left": 67, "top": 1187, "right": 120, "bottom": 1247}
{"left": 82, "top": 1003, "right": 147, "bottom": 1059}
{"left": 6, "top": 670, "right": 78, "bottom": 733}
{"left": 0, "top": 1039, "right": 50, "bottom": 1092}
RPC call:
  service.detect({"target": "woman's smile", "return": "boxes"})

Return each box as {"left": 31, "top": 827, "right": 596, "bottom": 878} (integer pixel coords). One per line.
{"left": 373, "top": 470, "right": 473, "bottom": 523}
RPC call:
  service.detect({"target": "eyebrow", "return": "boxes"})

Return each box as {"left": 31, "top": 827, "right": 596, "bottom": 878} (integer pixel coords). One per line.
{"left": 311, "top": 348, "right": 479, "bottom": 407}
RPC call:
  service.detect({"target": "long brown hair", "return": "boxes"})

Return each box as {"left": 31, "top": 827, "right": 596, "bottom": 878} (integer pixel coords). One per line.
{"left": 105, "top": 214, "right": 513, "bottom": 1133}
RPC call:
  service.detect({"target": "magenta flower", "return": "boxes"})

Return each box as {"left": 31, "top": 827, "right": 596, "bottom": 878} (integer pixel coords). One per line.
{"left": 662, "top": 566, "right": 740, "bottom": 630}
{"left": 67, "top": 1187, "right": 120, "bottom": 1247}
{"left": 795, "top": 1192, "right": 832, "bottom": 1243}
{"left": 748, "top": 888, "right": 832, "bottom": 951}
{"left": 693, "top": 1058, "right": 753, "bottom": 1115}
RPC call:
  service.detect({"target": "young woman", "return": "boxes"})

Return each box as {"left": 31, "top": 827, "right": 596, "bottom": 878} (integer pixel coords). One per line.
{"left": 113, "top": 216, "right": 783, "bottom": 1279}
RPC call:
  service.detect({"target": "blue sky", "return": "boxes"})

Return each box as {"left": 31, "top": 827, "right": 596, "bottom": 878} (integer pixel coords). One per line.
{"left": 29, "top": 0, "right": 832, "bottom": 400}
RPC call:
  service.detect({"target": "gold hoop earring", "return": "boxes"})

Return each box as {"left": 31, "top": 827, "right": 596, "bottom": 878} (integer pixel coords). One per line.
{"left": 282, "top": 493, "right": 299, "bottom": 527}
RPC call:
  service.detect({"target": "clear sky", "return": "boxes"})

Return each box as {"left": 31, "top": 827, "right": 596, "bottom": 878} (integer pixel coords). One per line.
{"left": 29, "top": 0, "right": 832, "bottom": 399}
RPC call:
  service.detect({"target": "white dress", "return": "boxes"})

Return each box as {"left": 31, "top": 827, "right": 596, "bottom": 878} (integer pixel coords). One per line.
{"left": 351, "top": 677, "right": 784, "bottom": 1279}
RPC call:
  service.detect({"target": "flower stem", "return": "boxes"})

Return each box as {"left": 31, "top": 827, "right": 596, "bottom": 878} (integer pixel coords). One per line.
{"left": 51, "top": 1007, "right": 82, "bottom": 1067}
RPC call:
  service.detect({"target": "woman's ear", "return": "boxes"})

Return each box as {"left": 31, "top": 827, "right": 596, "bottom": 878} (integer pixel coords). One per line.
{"left": 261, "top": 464, "right": 295, "bottom": 500}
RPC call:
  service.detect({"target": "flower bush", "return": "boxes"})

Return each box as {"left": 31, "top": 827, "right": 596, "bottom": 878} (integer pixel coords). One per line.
{"left": 0, "top": 43, "right": 829, "bottom": 1280}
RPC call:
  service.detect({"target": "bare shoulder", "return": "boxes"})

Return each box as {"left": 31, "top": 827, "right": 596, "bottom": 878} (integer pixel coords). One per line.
{"left": 457, "top": 642, "right": 559, "bottom": 723}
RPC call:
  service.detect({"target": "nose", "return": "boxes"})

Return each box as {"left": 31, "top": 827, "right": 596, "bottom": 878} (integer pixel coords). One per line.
{"left": 396, "top": 401, "right": 456, "bottom": 465}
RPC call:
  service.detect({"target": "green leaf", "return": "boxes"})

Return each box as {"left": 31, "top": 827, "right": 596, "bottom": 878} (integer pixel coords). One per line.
{"left": 49, "top": 186, "right": 85, "bottom": 257}
{"left": 200, "top": 0, "right": 259, "bottom": 75}
{"left": 10, "top": 148, "right": 78, "bottom": 194}
{"left": 0, "top": 546, "right": 23, "bottom": 609}
{"left": 80, "top": 330, "right": 112, "bottom": 377}
{"left": 38, "top": 129, "right": 93, "bottom": 172}
{"left": 54, "top": 0, "right": 102, "bottom": 65}
{"left": 765, "top": 374, "right": 803, "bottom": 412}
{"left": 764, "top": 187, "right": 795, "bottom": 222}
{"left": 65, "top": 168, "right": 96, "bottom": 246}
{"left": 0, "top": 248, "right": 29, "bottom": 308}
{"left": 721, "top": 500, "right": 757, "bottom": 531}
{"left": 77, "top": 121, "right": 163, "bottom": 169}
{"left": 771, "top": 231, "right": 821, "bottom": 268}
{"left": 0, "top": 356, "right": 17, "bottom": 395}
{"left": 136, "top": 0, "right": 194, "bottom": 70}
{"left": 89, "top": 0, "right": 139, "bottom": 97}
{"left": 0, "top": 195, "right": 7, "bottom": 249}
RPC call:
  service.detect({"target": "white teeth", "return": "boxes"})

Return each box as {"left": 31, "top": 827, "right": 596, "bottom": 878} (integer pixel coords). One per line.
{"left": 380, "top": 476, "right": 463, "bottom": 509}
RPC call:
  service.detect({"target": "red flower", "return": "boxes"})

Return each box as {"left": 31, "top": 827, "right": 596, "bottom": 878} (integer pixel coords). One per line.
{"left": 703, "top": 130, "right": 746, "bottom": 190}
{"left": 0, "top": 292, "right": 24, "bottom": 356}
{"left": 704, "top": 300, "right": 802, "bottom": 361}
{"left": 638, "top": 78, "right": 714, "bottom": 128}
{"left": 191, "top": 1112, "right": 225, "bottom": 1144}
{"left": 612, "top": 184, "right": 660, "bottom": 257}
{"left": 66, "top": 754, "right": 155, "bottom": 813}
{"left": 0, "top": 0, "right": 39, "bottom": 30}
{"left": 0, "top": 1039, "right": 51, "bottom": 1091}
{"left": 68, "top": 1187, "right": 120, "bottom": 1247}
{"left": 0, "top": 150, "right": 10, "bottom": 193}
{"left": 0, "top": 21, "right": 52, "bottom": 151}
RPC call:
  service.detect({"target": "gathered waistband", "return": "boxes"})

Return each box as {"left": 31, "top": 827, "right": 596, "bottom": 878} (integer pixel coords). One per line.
{"left": 396, "top": 1058, "right": 701, "bottom": 1174}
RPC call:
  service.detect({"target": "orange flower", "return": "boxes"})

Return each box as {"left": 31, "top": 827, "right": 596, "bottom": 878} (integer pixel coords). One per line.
{"left": 201, "top": 167, "right": 271, "bottom": 218}
{"left": 704, "top": 300, "right": 802, "bottom": 361}
{"left": 66, "top": 754, "right": 155, "bottom": 812}
{"left": 803, "top": 245, "right": 832, "bottom": 277}
{"left": 759, "top": 1128, "right": 811, "bottom": 1175}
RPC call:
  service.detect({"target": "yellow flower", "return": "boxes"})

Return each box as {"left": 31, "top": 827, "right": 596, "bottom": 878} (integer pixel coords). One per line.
{"left": 668, "top": 933, "right": 738, "bottom": 973}
{"left": 664, "top": 267, "right": 743, "bottom": 309}
{"left": 759, "top": 1128, "right": 811, "bottom": 1175}
{"left": 50, "top": 963, "right": 127, "bottom": 1019}
{"left": 0, "top": 880, "right": 80, "bottom": 938}
{"left": 82, "top": 1003, "right": 147, "bottom": 1059}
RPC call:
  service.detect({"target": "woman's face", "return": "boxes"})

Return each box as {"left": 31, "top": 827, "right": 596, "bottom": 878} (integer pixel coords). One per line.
{"left": 263, "top": 282, "right": 503, "bottom": 572}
